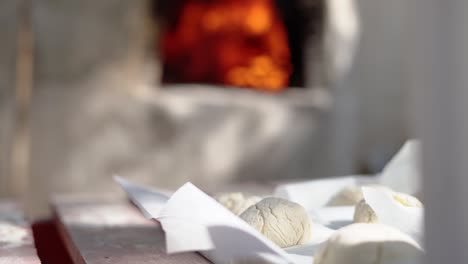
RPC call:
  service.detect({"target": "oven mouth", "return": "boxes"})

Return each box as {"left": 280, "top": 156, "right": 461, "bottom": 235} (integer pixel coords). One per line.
{"left": 152, "top": 0, "right": 324, "bottom": 92}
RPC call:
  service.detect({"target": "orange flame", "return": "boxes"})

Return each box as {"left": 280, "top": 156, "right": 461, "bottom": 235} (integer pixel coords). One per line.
{"left": 162, "top": 0, "right": 291, "bottom": 92}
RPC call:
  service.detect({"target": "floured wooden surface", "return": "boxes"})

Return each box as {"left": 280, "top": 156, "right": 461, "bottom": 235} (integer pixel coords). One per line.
{"left": 52, "top": 196, "right": 211, "bottom": 264}
{"left": 0, "top": 201, "right": 41, "bottom": 264}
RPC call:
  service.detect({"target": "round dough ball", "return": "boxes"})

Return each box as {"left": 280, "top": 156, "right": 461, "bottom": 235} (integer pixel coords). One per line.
{"left": 215, "top": 192, "right": 261, "bottom": 215}
{"left": 326, "top": 186, "right": 363, "bottom": 206}
{"left": 327, "top": 185, "right": 392, "bottom": 206}
{"left": 314, "top": 223, "right": 423, "bottom": 264}
{"left": 392, "top": 192, "right": 423, "bottom": 208}
{"left": 239, "top": 197, "right": 311, "bottom": 248}
{"left": 353, "top": 193, "right": 422, "bottom": 223}
{"left": 353, "top": 199, "right": 379, "bottom": 223}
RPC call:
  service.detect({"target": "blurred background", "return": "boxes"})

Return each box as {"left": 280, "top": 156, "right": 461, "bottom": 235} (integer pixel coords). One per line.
{"left": 0, "top": 0, "right": 414, "bottom": 219}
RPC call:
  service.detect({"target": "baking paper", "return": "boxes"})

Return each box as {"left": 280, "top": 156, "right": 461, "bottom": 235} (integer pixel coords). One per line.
{"left": 362, "top": 186, "right": 423, "bottom": 244}
{"left": 274, "top": 176, "right": 367, "bottom": 209}
{"left": 114, "top": 140, "right": 422, "bottom": 263}
{"left": 115, "top": 176, "right": 332, "bottom": 264}
{"left": 377, "top": 140, "right": 421, "bottom": 195}
{"left": 274, "top": 140, "right": 422, "bottom": 229}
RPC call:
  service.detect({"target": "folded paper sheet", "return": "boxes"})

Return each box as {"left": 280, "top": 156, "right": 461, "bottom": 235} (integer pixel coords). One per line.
{"left": 114, "top": 176, "right": 170, "bottom": 218}
{"left": 274, "top": 176, "right": 366, "bottom": 209}
{"left": 362, "top": 187, "right": 424, "bottom": 244}
{"left": 115, "top": 176, "right": 333, "bottom": 264}
{"left": 273, "top": 140, "right": 423, "bottom": 242}
{"left": 274, "top": 140, "right": 421, "bottom": 209}
{"left": 114, "top": 140, "right": 422, "bottom": 263}
{"left": 378, "top": 140, "right": 421, "bottom": 195}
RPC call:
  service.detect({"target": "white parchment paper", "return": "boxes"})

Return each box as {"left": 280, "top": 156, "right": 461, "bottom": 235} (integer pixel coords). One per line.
{"left": 362, "top": 187, "right": 424, "bottom": 244}
{"left": 114, "top": 140, "right": 422, "bottom": 263}
{"left": 115, "top": 176, "right": 331, "bottom": 264}
{"left": 274, "top": 140, "right": 422, "bottom": 228}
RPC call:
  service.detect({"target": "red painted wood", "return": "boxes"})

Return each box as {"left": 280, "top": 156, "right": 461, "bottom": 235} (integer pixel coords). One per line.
{"left": 0, "top": 201, "right": 41, "bottom": 264}
{"left": 52, "top": 196, "right": 211, "bottom": 264}
{"left": 32, "top": 220, "right": 74, "bottom": 264}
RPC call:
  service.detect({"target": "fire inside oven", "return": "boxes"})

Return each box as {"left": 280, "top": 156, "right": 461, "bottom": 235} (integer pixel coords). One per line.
{"left": 158, "top": 0, "right": 312, "bottom": 92}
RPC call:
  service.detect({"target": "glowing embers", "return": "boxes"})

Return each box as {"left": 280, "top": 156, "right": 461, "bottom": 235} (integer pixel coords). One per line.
{"left": 162, "top": 0, "right": 292, "bottom": 92}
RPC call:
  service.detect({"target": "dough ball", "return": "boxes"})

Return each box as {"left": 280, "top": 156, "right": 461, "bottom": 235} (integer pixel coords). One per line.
{"left": 326, "top": 186, "right": 363, "bottom": 206}
{"left": 239, "top": 197, "right": 311, "bottom": 248}
{"left": 353, "top": 199, "right": 379, "bottom": 223}
{"left": 314, "top": 223, "right": 423, "bottom": 264}
{"left": 354, "top": 193, "right": 423, "bottom": 223}
{"left": 392, "top": 192, "right": 423, "bottom": 208}
{"left": 327, "top": 185, "right": 393, "bottom": 206}
{"left": 215, "top": 192, "right": 261, "bottom": 215}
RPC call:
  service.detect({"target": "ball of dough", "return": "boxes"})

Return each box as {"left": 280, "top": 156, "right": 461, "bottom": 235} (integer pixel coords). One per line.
{"left": 353, "top": 192, "right": 422, "bottom": 223}
{"left": 353, "top": 199, "right": 379, "bottom": 223}
{"left": 215, "top": 192, "right": 261, "bottom": 215}
{"left": 327, "top": 185, "right": 391, "bottom": 206}
{"left": 392, "top": 192, "right": 423, "bottom": 208}
{"left": 327, "top": 184, "right": 392, "bottom": 206}
{"left": 314, "top": 223, "right": 423, "bottom": 264}
{"left": 239, "top": 197, "right": 311, "bottom": 248}
{"left": 326, "top": 186, "right": 363, "bottom": 206}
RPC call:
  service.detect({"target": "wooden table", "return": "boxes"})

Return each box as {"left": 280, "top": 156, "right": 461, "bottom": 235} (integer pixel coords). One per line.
{"left": 0, "top": 201, "right": 41, "bottom": 264}
{"left": 52, "top": 196, "right": 211, "bottom": 264}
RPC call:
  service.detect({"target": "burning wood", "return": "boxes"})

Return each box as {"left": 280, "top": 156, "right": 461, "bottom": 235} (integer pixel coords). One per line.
{"left": 162, "top": 0, "right": 291, "bottom": 92}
